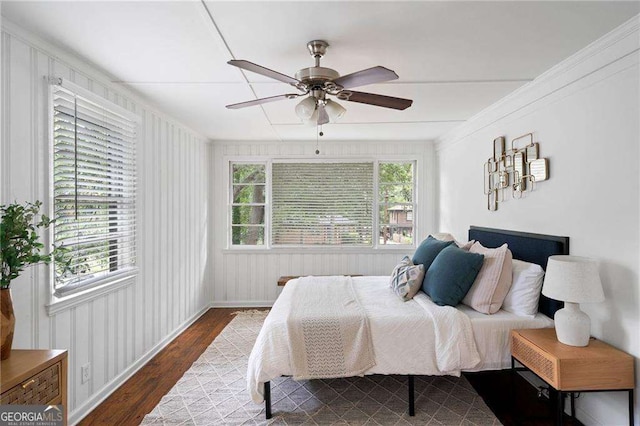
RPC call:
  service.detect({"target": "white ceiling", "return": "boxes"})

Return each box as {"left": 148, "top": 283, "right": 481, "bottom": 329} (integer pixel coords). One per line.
{"left": 2, "top": 1, "right": 638, "bottom": 141}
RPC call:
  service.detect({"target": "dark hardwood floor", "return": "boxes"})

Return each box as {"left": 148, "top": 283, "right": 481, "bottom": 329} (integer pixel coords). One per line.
{"left": 80, "top": 308, "right": 579, "bottom": 425}
{"left": 79, "top": 308, "right": 244, "bottom": 425}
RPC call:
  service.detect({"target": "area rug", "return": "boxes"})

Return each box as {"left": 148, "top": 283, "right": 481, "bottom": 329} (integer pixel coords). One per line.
{"left": 141, "top": 310, "right": 501, "bottom": 425}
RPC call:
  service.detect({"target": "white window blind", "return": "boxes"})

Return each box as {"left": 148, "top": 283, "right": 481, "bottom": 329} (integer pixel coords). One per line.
{"left": 52, "top": 84, "right": 137, "bottom": 295}
{"left": 271, "top": 162, "right": 373, "bottom": 246}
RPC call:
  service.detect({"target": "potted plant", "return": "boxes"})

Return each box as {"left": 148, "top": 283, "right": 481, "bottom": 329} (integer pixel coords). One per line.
{"left": 1, "top": 201, "right": 67, "bottom": 360}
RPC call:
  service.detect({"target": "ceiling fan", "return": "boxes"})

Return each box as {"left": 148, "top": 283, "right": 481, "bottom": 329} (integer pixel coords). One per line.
{"left": 225, "top": 40, "right": 413, "bottom": 125}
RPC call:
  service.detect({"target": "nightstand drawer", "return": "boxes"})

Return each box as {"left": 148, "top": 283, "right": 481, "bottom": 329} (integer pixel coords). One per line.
{"left": 1, "top": 361, "right": 61, "bottom": 405}
{"left": 512, "top": 331, "right": 559, "bottom": 387}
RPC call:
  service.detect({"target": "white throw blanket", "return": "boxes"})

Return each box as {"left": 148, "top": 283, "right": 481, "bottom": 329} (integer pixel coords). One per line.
{"left": 412, "top": 294, "right": 480, "bottom": 374}
{"left": 247, "top": 276, "right": 481, "bottom": 403}
{"left": 286, "top": 276, "right": 375, "bottom": 380}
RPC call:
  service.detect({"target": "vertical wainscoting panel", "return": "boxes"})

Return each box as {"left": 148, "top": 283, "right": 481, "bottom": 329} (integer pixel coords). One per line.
{"left": 210, "top": 140, "right": 436, "bottom": 306}
{"left": 1, "top": 27, "right": 212, "bottom": 423}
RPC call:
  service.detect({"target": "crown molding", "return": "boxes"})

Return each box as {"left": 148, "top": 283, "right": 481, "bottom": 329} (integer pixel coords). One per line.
{"left": 436, "top": 14, "right": 639, "bottom": 151}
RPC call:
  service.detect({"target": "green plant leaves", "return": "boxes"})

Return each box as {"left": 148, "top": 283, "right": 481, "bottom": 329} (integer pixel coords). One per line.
{"left": 0, "top": 201, "right": 70, "bottom": 289}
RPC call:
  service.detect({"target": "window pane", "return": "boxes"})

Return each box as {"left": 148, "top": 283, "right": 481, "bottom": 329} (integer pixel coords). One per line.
{"left": 379, "top": 162, "right": 413, "bottom": 183}
{"left": 232, "top": 164, "right": 265, "bottom": 184}
{"left": 52, "top": 85, "right": 136, "bottom": 293}
{"left": 379, "top": 225, "right": 413, "bottom": 245}
{"left": 232, "top": 184, "right": 265, "bottom": 204}
{"left": 232, "top": 206, "right": 265, "bottom": 225}
{"left": 378, "top": 162, "right": 415, "bottom": 247}
{"left": 230, "top": 163, "right": 266, "bottom": 246}
{"left": 379, "top": 204, "right": 412, "bottom": 224}
{"left": 232, "top": 226, "right": 265, "bottom": 245}
{"left": 379, "top": 184, "right": 413, "bottom": 203}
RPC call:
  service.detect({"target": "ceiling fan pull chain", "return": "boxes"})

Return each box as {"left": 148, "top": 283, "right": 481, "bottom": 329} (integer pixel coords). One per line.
{"left": 316, "top": 124, "right": 322, "bottom": 155}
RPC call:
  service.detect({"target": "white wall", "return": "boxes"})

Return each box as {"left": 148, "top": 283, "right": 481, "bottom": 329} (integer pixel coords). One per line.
{"left": 1, "top": 21, "right": 211, "bottom": 424}
{"left": 437, "top": 17, "right": 639, "bottom": 426}
{"left": 209, "top": 140, "right": 437, "bottom": 306}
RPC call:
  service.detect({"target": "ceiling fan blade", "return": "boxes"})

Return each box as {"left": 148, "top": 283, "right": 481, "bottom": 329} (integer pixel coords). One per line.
{"left": 317, "top": 104, "right": 330, "bottom": 125}
{"left": 228, "top": 59, "right": 301, "bottom": 86}
{"left": 337, "top": 90, "right": 413, "bottom": 110}
{"left": 332, "top": 66, "right": 399, "bottom": 89}
{"left": 226, "top": 93, "right": 300, "bottom": 109}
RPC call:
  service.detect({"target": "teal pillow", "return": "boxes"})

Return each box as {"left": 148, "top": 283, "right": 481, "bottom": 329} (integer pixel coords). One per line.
{"left": 423, "top": 245, "right": 485, "bottom": 307}
{"left": 412, "top": 236, "right": 454, "bottom": 270}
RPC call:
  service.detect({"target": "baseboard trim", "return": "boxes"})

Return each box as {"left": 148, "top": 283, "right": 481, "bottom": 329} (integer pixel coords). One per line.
{"left": 210, "top": 300, "right": 274, "bottom": 308}
{"left": 68, "top": 304, "right": 210, "bottom": 425}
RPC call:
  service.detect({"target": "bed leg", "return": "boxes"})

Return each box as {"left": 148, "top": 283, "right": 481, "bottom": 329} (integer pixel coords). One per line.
{"left": 265, "top": 381, "right": 272, "bottom": 419}
{"left": 408, "top": 375, "right": 415, "bottom": 416}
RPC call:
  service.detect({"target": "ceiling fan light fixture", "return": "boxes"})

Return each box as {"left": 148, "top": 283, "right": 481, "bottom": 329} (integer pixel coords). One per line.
{"left": 303, "top": 108, "right": 320, "bottom": 126}
{"left": 295, "top": 96, "right": 317, "bottom": 121}
{"left": 324, "top": 99, "right": 346, "bottom": 122}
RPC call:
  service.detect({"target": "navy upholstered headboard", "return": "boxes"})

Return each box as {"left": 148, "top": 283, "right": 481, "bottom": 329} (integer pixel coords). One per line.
{"left": 468, "top": 226, "right": 570, "bottom": 319}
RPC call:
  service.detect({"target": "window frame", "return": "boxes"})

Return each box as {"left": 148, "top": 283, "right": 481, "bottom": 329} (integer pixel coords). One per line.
{"left": 228, "top": 160, "right": 269, "bottom": 248}
{"left": 376, "top": 160, "right": 417, "bottom": 248}
{"left": 47, "top": 78, "right": 139, "bottom": 309}
{"left": 225, "top": 156, "right": 418, "bottom": 251}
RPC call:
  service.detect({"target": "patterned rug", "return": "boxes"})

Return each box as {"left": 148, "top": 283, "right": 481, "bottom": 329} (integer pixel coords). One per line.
{"left": 141, "top": 311, "right": 501, "bottom": 425}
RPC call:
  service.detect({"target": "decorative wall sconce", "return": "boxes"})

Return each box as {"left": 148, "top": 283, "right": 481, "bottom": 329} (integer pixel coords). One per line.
{"left": 484, "top": 133, "right": 548, "bottom": 211}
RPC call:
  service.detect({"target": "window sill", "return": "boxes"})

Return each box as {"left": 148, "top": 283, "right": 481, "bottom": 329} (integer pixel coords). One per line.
{"left": 223, "top": 246, "right": 415, "bottom": 255}
{"left": 46, "top": 270, "right": 137, "bottom": 316}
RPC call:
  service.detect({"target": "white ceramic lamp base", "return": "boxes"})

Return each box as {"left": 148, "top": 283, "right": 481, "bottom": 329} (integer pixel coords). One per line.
{"left": 554, "top": 302, "right": 591, "bottom": 346}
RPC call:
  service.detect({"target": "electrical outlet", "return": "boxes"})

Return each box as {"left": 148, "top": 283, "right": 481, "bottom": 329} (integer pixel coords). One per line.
{"left": 81, "top": 363, "right": 91, "bottom": 384}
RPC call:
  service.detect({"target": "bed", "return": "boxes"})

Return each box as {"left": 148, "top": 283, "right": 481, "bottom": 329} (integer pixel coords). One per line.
{"left": 248, "top": 226, "right": 569, "bottom": 418}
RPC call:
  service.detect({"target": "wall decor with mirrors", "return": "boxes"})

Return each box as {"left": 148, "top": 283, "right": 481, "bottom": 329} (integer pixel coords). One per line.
{"left": 484, "top": 133, "right": 549, "bottom": 211}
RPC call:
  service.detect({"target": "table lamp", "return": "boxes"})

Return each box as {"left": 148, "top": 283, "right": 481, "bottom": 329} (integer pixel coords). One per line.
{"left": 542, "top": 255, "right": 605, "bottom": 347}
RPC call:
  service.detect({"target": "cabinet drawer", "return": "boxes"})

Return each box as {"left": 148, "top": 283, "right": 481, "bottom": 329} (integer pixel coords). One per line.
{"left": 1, "top": 361, "right": 61, "bottom": 405}
{"left": 512, "top": 333, "right": 559, "bottom": 388}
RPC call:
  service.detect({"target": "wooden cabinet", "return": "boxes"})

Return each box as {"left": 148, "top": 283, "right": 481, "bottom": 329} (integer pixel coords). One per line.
{"left": 1, "top": 350, "right": 68, "bottom": 424}
{"left": 511, "top": 328, "right": 634, "bottom": 425}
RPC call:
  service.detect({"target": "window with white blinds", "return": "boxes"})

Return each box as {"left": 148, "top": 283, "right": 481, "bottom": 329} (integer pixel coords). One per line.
{"left": 272, "top": 162, "right": 374, "bottom": 246}
{"left": 52, "top": 83, "right": 137, "bottom": 296}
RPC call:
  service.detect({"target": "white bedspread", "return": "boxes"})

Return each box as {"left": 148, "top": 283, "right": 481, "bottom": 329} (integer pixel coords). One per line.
{"left": 247, "top": 276, "right": 481, "bottom": 403}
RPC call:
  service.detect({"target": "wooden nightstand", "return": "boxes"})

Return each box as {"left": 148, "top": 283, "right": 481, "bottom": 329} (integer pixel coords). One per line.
{"left": 1, "top": 350, "right": 68, "bottom": 425}
{"left": 511, "top": 328, "right": 634, "bottom": 425}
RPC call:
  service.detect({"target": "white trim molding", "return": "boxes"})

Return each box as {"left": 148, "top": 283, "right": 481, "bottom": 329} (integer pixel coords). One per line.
{"left": 69, "top": 305, "right": 210, "bottom": 425}
{"left": 210, "top": 301, "right": 274, "bottom": 308}
{"left": 436, "top": 14, "right": 640, "bottom": 150}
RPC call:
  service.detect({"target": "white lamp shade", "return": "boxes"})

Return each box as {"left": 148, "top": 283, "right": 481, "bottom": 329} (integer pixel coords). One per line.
{"left": 295, "top": 97, "right": 317, "bottom": 121}
{"left": 324, "top": 99, "right": 346, "bottom": 122}
{"left": 542, "top": 255, "right": 605, "bottom": 303}
{"left": 303, "top": 108, "right": 319, "bottom": 126}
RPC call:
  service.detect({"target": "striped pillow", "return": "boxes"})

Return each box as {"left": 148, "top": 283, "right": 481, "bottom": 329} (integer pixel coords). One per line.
{"left": 389, "top": 256, "right": 426, "bottom": 301}
{"left": 462, "top": 242, "right": 513, "bottom": 314}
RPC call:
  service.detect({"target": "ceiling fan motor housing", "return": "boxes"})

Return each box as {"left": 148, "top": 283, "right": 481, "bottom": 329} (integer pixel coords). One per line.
{"left": 296, "top": 39, "right": 342, "bottom": 96}
{"left": 295, "top": 67, "right": 340, "bottom": 88}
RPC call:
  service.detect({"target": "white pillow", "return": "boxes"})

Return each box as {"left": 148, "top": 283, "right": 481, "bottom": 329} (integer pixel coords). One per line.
{"left": 501, "top": 259, "right": 545, "bottom": 317}
{"left": 431, "top": 232, "right": 474, "bottom": 251}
